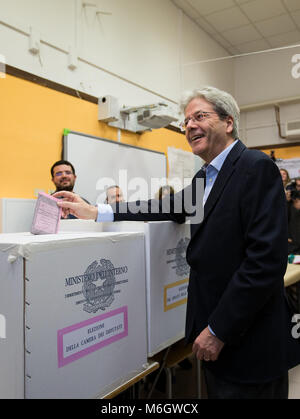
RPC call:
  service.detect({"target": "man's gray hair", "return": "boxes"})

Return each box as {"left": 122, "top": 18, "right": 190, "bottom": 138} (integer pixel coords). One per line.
{"left": 180, "top": 86, "right": 240, "bottom": 139}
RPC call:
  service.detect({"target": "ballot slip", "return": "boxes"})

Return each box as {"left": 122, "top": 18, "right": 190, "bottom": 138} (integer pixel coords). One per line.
{"left": 31, "top": 192, "right": 62, "bottom": 235}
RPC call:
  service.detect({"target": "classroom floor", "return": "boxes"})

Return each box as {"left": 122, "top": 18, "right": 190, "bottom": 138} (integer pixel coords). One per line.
{"left": 140, "top": 355, "right": 199, "bottom": 399}
{"left": 289, "top": 365, "right": 300, "bottom": 399}
{"left": 137, "top": 356, "right": 300, "bottom": 399}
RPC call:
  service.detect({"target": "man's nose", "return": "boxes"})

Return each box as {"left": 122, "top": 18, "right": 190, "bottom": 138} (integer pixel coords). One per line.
{"left": 186, "top": 117, "right": 199, "bottom": 127}
{"left": 186, "top": 117, "right": 199, "bottom": 130}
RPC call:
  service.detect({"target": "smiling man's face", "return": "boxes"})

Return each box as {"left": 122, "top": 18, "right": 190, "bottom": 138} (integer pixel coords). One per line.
{"left": 184, "top": 97, "right": 234, "bottom": 164}
{"left": 52, "top": 164, "right": 76, "bottom": 192}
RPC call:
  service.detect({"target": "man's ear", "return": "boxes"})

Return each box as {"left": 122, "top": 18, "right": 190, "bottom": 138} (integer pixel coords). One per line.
{"left": 226, "top": 116, "right": 234, "bottom": 135}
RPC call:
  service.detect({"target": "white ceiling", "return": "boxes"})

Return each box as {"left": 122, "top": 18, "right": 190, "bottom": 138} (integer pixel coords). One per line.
{"left": 172, "top": 0, "right": 300, "bottom": 56}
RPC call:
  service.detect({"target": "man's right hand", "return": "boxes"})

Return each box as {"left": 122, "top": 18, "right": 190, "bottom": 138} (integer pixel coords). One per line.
{"left": 53, "top": 191, "right": 98, "bottom": 220}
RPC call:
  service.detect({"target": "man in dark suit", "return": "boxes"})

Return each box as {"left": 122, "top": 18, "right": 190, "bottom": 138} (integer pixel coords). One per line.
{"left": 54, "top": 86, "right": 300, "bottom": 398}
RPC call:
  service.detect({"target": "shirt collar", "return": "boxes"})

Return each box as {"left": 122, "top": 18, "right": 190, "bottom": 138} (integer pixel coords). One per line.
{"left": 208, "top": 139, "right": 238, "bottom": 172}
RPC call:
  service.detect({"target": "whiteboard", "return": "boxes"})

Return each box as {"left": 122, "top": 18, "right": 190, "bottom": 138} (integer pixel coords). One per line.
{"left": 64, "top": 131, "right": 167, "bottom": 205}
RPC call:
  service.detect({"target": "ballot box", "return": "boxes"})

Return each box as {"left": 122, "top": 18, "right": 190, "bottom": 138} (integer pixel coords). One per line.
{"left": 101, "top": 221, "right": 191, "bottom": 356}
{"left": 60, "top": 220, "right": 191, "bottom": 356}
{"left": 0, "top": 231, "right": 147, "bottom": 399}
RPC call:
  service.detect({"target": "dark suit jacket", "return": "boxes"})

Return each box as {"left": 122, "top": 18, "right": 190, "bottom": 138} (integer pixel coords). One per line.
{"left": 112, "top": 140, "right": 300, "bottom": 383}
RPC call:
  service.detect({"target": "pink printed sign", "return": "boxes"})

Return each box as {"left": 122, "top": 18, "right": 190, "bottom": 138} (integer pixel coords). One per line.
{"left": 57, "top": 306, "right": 128, "bottom": 368}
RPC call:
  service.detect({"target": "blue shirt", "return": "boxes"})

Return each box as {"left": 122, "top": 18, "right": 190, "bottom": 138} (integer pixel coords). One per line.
{"left": 203, "top": 140, "right": 238, "bottom": 205}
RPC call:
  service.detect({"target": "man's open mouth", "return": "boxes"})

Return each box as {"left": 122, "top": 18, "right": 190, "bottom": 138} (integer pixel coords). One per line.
{"left": 191, "top": 134, "right": 205, "bottom": 141}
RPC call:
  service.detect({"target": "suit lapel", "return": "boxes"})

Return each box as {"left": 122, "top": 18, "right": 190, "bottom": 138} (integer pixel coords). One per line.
{"left": 190, "top": 140, "right": 246, "bottom": 239}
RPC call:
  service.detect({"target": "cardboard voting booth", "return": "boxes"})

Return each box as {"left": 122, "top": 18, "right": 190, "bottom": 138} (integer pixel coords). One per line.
{"left": 60, "top": 220, "right": 191, "bottom": 357}
{"left": 102, "top": 221, "right": 191, "bottom": 356}
{"left": 0, "top": 231, "right": 147, "bottom": 399}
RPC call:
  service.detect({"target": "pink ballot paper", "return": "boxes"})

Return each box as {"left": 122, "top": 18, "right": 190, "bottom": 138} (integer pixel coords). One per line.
{"left": 31, "top": 192, "right": 62, "bottom": 234}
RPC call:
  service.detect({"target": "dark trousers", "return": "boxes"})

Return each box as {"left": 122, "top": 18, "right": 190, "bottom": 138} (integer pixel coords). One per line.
{"left": 203, "top": 367, "right": 289, "bottom": 399}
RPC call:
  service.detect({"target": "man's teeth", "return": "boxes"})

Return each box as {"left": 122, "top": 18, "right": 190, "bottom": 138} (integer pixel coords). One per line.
{"left": 192, "top": 134, "right": 204, "bottom": 141}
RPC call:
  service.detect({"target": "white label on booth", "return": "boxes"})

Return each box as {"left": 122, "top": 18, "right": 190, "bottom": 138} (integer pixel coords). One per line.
{"left": 164, "top": 279, "right": 188, "bottom": 312}
{"left": 57, "top": 306, "right": 128, "bottom": 367}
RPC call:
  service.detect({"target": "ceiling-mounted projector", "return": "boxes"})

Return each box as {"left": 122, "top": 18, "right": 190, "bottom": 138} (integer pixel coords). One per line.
{"left": 136, "top": 107, "right": 178, "bottom": 129}
{"left": 98, "top": 96, "right": 178, "bottom": 132}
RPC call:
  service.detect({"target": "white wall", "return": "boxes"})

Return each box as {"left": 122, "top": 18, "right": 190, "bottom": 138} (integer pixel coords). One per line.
{"left": 180, "top": 13, "right": 234, "bottom": 95}
{"left": 234, "top": 46, "right": 300, "bottom": 107}
{"left": 0, "top": 0, "right": 234, "bottom": 112}
{"left": 9, "top": 0, "right": 300, "bottom": 148}
{"left": 233, "top": 45, "right": 300, "bottom": 147}
{"left": 240, "top": 103, "right": 300, "bottom": 148}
